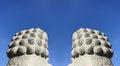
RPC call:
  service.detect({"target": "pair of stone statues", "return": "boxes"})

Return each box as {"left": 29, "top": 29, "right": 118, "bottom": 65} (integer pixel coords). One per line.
{"left": 7, "top": 28, "right": 113, "bottom": 66}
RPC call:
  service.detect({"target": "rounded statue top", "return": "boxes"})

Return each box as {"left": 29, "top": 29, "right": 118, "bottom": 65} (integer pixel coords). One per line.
{"left": 7, "top": 28, "right": 49, "bottom": 59}
{"left": 71, "top": 28, "right": 113, "bottom": 59}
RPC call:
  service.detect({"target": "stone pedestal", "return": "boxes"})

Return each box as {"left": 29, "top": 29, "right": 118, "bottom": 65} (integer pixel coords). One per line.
{"left": 68, "top": 54, "right": 113, "bottom": 66}
{"left": 8, "top": 54, "right": 52, "bottom": 66}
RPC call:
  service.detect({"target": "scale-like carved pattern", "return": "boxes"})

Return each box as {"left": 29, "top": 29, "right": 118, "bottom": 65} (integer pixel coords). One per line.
{"left": 7, "top": 28, "right": 49, "bottom": 59}
{"left": 72, "top": 28, "right": 113, "bottom": 58}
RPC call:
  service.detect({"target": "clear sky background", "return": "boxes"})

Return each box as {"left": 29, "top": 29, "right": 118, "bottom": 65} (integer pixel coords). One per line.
{"left": 0, "top": 0, "right": 120, "bottom": 66}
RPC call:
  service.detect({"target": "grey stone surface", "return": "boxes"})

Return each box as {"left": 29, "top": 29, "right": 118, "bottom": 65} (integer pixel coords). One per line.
{"left": 7, "top": 28, "right": 52, "bottom": 66}
{"left": 68, "top": 28, "right": 113, "bottom": 66}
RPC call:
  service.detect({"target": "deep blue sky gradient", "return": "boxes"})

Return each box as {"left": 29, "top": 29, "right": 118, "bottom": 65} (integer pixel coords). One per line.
{"left": 0, "top": 0, "right": 120, "bottom": 66}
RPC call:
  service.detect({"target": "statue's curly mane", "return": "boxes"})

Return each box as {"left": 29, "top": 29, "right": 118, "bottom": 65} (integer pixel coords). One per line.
{"left": 7, "top": 28, "right": 49, "bottom": 59}
{"left": 71, "top": 28, "right": 113, "bottom": 59}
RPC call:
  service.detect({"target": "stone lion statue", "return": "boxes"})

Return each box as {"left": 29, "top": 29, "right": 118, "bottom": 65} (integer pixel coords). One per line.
{"left": 68, "top": 28, "right": 113, "bottom": 66}
{"left": 7, "top": 28, "right": 52, "bottom": 66}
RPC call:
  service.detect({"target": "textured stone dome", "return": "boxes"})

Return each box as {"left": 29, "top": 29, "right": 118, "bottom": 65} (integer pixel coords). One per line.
{"left": 7, "top": 28, "right": 49, "bottom": 59}
{"left": 71, "top": 28, "right": 113, "bottom": 59}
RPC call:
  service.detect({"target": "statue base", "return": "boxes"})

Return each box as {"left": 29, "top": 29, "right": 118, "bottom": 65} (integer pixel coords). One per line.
{"left": 7, "top": 54, "right": 52, "bottom": 66}
{"left": 68, "top": 54, "right": 113, "bottom": 66}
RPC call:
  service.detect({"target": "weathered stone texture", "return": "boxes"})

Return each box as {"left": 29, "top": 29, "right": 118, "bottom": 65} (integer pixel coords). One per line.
{"left": 68, "top": 28, "right": 113, "bottom": 66}
{"left": 7, "top": 28, "right": 52, "bottom": 66}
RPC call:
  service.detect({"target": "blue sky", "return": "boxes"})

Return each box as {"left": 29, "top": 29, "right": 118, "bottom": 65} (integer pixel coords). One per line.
{"left": 0, "top": 0, "right": 120, "bottom": 66}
